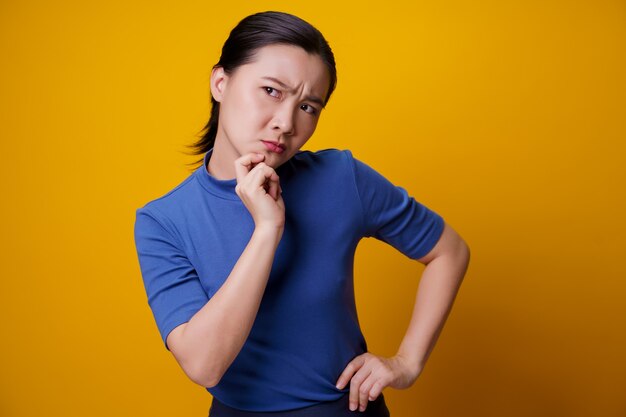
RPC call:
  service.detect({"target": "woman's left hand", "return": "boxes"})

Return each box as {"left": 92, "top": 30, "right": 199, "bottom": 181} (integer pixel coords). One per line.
{"left": 335, "top": 352, "right": 423, "bottom": 412}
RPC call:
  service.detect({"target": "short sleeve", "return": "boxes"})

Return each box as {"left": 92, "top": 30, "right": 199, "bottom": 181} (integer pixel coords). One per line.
{"left": 134, "top": 208, "right": 209, "bottom": 350}
{"left": 346, "top": 150, "right": 445, "bottom": 260}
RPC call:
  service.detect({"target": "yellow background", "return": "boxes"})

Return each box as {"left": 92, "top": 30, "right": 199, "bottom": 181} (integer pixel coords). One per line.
{"left": 1, "top": 1, "right": 625, "bottom": 416}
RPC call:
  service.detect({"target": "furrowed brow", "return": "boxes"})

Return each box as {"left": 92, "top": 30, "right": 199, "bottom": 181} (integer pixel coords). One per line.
{"left": 262, "top": 76, "right": 292, "bottom": 91}
{"left": 262, "top": 76, "right": 324, "bottom": 107}
{"left": 305, "top": 95, "right": 324, "bottom": 107}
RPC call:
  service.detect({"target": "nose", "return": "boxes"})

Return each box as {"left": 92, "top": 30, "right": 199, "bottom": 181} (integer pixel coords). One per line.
{"left": 271, "top": 105, "right": 295, "bottom": 136}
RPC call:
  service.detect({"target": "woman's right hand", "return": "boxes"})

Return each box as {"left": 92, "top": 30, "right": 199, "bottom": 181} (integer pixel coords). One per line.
{"left": 234, "top": 153, "right": 285, "bottom": 231}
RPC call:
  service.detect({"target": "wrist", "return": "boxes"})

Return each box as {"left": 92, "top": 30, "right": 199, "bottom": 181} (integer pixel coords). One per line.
{"left": 253, "top": 223, "right": 284, "bottom": 241}
{"left": 394, "top": 350, "right": 425, "bottom": 377}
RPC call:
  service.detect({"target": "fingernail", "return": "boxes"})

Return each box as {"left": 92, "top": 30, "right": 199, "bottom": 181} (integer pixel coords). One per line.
{"left": 349, "top": 403, "right": 356, "bottom": 411}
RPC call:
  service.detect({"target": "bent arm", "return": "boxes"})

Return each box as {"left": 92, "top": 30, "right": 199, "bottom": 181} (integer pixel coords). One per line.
{"left": 167, "top": 225, "right": 282, "bottom": 388}
{"left": 396, "top": 222, "right": 470, "bottom": 372}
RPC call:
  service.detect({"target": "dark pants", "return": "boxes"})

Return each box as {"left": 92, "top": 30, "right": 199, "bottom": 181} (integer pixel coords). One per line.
{"left": 209, "top": 393, "right": 391, "bottom": 417}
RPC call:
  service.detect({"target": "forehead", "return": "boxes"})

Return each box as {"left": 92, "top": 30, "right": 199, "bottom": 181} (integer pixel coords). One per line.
{"left": 234, "top": 44, "right": 330, "bottom": 97}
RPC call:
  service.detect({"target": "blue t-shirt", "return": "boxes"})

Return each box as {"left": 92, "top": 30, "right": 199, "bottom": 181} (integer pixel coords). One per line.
{"left": 134, "top": 148, "right": 444, "bottom": 411}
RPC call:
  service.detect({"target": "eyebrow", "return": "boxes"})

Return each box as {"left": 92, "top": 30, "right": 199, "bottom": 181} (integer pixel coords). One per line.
{"left": 261, "top": 76, "right": 325, "bottom": 107}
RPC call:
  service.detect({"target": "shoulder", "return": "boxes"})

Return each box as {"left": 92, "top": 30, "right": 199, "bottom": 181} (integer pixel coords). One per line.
{"left": 135, "top": 170, "right": 199, "bottom": 222}
{"left": 278, "top": 148, "right": 368, "bottom": 198}
{"left": 292, "top": 147, "right": 348, "bottom": 160}
{"left": 289, "top": 148, "right": 387, "bottom": 186}
{"left": 288, "top": 148, "right": 357, "bottom": 172}
{"left": 283, "top": 148, "right": 359, "bottom": 181}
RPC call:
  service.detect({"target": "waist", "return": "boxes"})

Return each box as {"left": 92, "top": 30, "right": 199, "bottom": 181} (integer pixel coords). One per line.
{"left": 209, "top": 392, "right": 390, "bottom": 417}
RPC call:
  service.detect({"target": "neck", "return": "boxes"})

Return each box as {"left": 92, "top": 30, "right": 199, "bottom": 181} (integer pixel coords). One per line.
{"left": 206, "top": 137, "right": 238, "bottom": 180}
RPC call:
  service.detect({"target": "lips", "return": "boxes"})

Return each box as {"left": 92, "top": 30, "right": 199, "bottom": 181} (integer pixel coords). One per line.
{"left": 261, "top": 140, "right": 285, "bottom": 154}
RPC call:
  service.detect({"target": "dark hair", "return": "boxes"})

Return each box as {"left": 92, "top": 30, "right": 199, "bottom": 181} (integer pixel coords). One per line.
{"left": 187, "top": 11, "right": 337, "bottom": 167}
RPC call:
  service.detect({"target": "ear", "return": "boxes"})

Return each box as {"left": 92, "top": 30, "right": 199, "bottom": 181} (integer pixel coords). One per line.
{"left": 210, "top": 66, "right": 228, "bottom": 102}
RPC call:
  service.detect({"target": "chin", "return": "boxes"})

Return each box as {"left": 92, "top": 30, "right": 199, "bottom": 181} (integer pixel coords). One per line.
{"left": 267, "top": 156, "right": 284, "bottom": 168}
{"left": 264, "top": 150, "right": 286, "bottom": 164}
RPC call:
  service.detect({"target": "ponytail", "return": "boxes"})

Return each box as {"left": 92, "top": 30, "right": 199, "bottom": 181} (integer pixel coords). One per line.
{"left": 186, "top": 97, "right": 220, "bottom": 168}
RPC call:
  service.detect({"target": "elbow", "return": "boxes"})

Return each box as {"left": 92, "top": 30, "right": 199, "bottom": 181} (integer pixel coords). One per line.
{"left": 185, "top": 362, "right": 224, "bottom": 388}
{"left": 192, "top": 374, "right": 221, "bottom": 389}
{"left": 168, "top": 324, "right": 226, "bottom": 388}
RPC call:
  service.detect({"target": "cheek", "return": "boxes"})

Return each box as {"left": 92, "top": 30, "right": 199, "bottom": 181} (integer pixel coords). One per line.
{"left": 297, "top": 114, "right": 319, "bottom": 137}
{"left": 222, "top": 90, "right": 268, "bottom": 133}
{"left": 239, "top": 92, "right": 271, "bottom": 126}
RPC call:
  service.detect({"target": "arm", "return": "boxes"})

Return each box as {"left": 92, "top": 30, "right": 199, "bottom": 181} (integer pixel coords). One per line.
{"left": 397, "top": 221, "right": 470, "bottom": 373}
{"left": 167, "top": 153, "right": 285, "bottom": 388}
{"left": 336, "top": 221, "right": 470, "bottom": 411}
{"left": 167, "top": 225, "right": 282, "bottom": 388}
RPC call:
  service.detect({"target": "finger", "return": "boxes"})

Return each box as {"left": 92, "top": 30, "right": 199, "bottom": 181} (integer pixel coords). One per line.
{"left": 275, "top": 192, "right": 285, "bottom": 210}
{"left": 358, "top": 376, "right": 376, "bottom": 412}
{"left": 349, "top": 376, "right": 360, "bottom": 412}
{"left": 248, "top": 163, "right": 279, "bottom": 192}
{"left": 267, "top": 177, "right": 279, "bottom": 200}
{"left": 236, "top": 163, "right": 268, "bottom": 200}
{"left": 350, "top": 368, "right": 372, "bottom": 412}
{"left": 234, "top": 153, "right": 264, "bottom": 183}
{"left": 252, "top": 164, "right": 280, "bottom": 199}
{"left": 270, "top": 172, "right": 282, "bottom": 200}
{"left": 336, "top": 355, "right": 365, "bottom": 390}
{"left": 368, "top": 381, "right": 384, "bottom": 401}
{"left": 250, "top": 165, "right": 282, "bottom": 202}
{"left": 349, "top": 367, "right": 369, "bottom": 411}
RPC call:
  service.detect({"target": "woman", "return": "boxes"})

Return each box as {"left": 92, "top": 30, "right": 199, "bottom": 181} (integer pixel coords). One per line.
{"left": 134, "top": 11, "right": 470, "bottom": 416}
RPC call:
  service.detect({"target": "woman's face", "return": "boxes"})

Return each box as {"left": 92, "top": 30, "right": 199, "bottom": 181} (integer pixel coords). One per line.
{"left": 210, "top": 44, "right": 330, "bottom": 171}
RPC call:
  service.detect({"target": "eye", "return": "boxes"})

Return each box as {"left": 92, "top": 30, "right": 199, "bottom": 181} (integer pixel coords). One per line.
{"left": 300, "top": 104, "right": 318, "bottom": 115}
{"left": 263, "top": 87, "right": 280, "bottom": 98}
